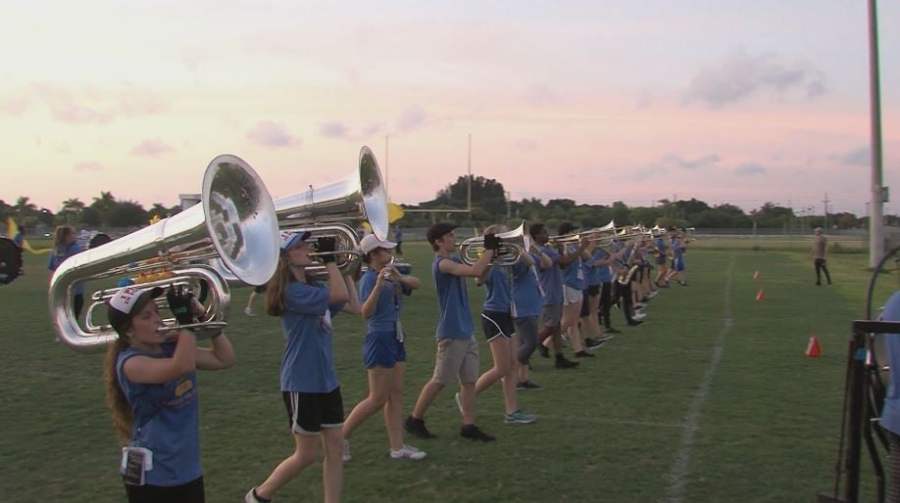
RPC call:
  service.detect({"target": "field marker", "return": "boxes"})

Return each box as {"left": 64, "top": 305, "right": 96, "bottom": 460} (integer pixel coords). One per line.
{"left": 663, "top": 255, "right": 734, "bottom": 503}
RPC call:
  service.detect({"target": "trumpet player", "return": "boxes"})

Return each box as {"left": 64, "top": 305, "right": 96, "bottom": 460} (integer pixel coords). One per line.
{"left": 342, "top": 234, "right": 427, "bottom": 462}
{"left": 530, "top": 223, "right": 580, "bottom": 369}
{"left": 473, "top": 224, "right": 538, "bottom": 425}
{"left": 405, "top": 223, "right": 498, "bottom": 442}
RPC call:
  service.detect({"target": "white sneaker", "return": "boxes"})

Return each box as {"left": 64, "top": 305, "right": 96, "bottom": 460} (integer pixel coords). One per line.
{"left": 342, "top": 439, "right": 351, "bottom": 462}
{"left": 633, "top": 311, "right": 647, "bottom": 321}
{"left": 648, "top": 291, "right": 659, "bottom": 299}
{"left": 390, "top": 444, "right": 427, "bottom": 460}
{"left": 244, "top": 306, "right": 256, "bottom": 316}
{"left": 454, "top": 392, "right": 463, "bottom": 414}
{"left": 245, "top": 488, "right": 267, "bottom": 503}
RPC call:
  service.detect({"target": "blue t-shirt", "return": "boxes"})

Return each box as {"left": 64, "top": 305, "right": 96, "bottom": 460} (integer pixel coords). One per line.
{"left": 48, "top": 241, "right": 85, "bottom": 295}
{"left": 561, "top": 244, "right": 585, "bottom": 290}
{"left": 592, "top": 249, "right": 613, "bottom": 283}
{"left": 881, "top": 292, "right": 900, "bottom": 435}
{"left": 672, "top": 239, "right": 684, "bottom": 259}
{"left": 280, "top": 281, "right": 345, "bottom": 393}
{"left": 116, "top": 342, "right": 201, "bottom": 487}
{"left": 483, "top": 265, "right": 512, "bottom": 313}
{"left": 511, "top": 253, "right": 544, "bottom": 319}
{"left": 656, "top": 237, "right": 667, "bottom": 254}
{"left": 358, "top": 269, "right": 407, "bottom": 333}
{"left": 538, "top": 245, "right": 563, "bottom": 306}
{"left": 433, "top": 255, "right": 474, "bottom": 340}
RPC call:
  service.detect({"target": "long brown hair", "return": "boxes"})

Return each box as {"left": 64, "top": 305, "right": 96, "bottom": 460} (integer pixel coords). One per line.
{"left": 53, "top": 225, "right": 74, "bottom": 251}
{"left": 266, "top": 254, "right": 293, "bottom": 317}
{"left": 104, "top": 337, "right": 133, "bottom": 444}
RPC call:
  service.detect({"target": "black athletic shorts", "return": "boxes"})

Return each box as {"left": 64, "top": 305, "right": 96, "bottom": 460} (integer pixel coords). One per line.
{"left": 481, "top": 310, "right": 514, "bottom": 342}
{"left": 253, "top": 284, "right": 267, "bottom": 294}
{"left": 125, "top": 476, "right": 204, "bottom": 503}
{"left": 282, "top": 388, "right": 344, "bottom": 435}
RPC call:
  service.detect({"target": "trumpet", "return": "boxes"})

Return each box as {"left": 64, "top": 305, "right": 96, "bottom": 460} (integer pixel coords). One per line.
{"left": 49, "top": 155, "right": 280, "bottom": 352}
{"left": 459, "top": 222, "right": 531, "bottom": 266}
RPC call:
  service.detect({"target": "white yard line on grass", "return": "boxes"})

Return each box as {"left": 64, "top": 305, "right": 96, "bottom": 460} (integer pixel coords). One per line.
{"left": 662, "top": 255, "right": 735, "bottom": 503}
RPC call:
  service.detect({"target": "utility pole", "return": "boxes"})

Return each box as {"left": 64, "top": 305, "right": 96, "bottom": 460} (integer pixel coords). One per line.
{"left": 467, "top": 133, "right": 472, "bottom": 211}
{"left": 823, "top": 192, "right": 830, "bottom": 230}
{"left": 868, "top": 0, "right": 886, "bottom": 268}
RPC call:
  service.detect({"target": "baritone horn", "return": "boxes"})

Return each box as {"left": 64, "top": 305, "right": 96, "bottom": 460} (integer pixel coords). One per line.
{"left": 459, "top": 222, "right": 531, "bottom": 266}
{"left": 273, "top": 146, "right": 389, "bottom": 275}
{"left": 48, "top": 155, "right": 280, "bottom": 352}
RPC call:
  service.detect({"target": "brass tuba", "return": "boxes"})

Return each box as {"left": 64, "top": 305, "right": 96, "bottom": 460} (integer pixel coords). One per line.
{"left": 273, "top": 146, "right": 389, "bottom": 276}
{"left": 48, "top": 155, "right": 280, "bottom": 352}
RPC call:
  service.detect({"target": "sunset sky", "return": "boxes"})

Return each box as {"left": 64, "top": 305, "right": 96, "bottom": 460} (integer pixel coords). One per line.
{"left": 2, "top": 0, "right": 899, "bottom": 215}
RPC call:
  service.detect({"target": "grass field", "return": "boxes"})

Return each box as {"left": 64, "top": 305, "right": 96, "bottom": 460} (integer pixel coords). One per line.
{"left": 0, "top": 241, "right": 890, "bottom": 502}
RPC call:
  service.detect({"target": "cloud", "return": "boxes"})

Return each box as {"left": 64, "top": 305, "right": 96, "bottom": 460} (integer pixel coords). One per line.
{"left": 131, "top": 139, "right": 175, "bottom": 158}
{"left": 734, "top": 163, "right": 766, "bottom": 176}
{"left": 0, "top": 94, "right": 30, "bottom": 116}
{"left": 246, "top": 121, "right": 300, "bottom": 147}
{"left": 319, "top": 121, "right": 349, "bottom": 139}
{"left": 832, "top": 146, "right": 870, "bottom": 167}
{"left": 318, "top": 121, "right": 384, "bottom": 140}
{"left": 684, "top": 50, "right": 827, "bottom": 107}
{"left": 74, "top": 161, "right": 104, "bottom": 172}
{"left": 28, "top": 83, "right": 167, "bottom": 125}
{"left": 662, "top": 154, "right": 720, "bottom": 170}
{"left": 395, "top": 105, "right": 427, "bottom": 132}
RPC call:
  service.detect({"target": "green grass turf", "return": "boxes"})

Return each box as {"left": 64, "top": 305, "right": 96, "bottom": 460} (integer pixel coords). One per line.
{"left": 0, "top": 242, "right": 889, "bottom": 501}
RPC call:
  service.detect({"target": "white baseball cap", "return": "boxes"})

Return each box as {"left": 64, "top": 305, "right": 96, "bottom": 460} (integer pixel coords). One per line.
{"left": 107, "top": 285, "right": 164, "bottom": 335}
{"left": 359, "top": 234, "right": 397, "bottom": 255}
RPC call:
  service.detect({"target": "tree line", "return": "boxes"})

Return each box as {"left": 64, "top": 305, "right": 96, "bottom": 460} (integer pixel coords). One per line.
{"left": 1, "top": 175, "right": 890, "bottom": 233}
{"left": 404, "top": 175, "right": 886, "bottom": 231}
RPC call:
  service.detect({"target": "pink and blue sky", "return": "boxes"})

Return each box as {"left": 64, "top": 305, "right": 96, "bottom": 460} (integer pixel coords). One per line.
{"left": 1, "top": 0, "right": 898, "bottom": 215}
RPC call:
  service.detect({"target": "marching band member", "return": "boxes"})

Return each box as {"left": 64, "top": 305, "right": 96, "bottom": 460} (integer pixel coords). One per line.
{"left": 666, "top": 231, "right": 688, "bottom": 286}
{"left": 106, "top": 285, "right": 235, "bottom": 502}
{"left": 246, "top": 232, "right": 360, "bottom": 503}
{"left": 556, "top": 222, "right": 594, "bottom": 359}
{"left": 49, "top": 225, "right": 85, "bottom": 318}
{"left": 404, "top": 223, "right": 498, "bottom": 442}
{"left": 654, "top": 232, "right": 670, "bottom": 288}
{"left": 580, "top": 243, "right": 608, "bottom": 350}
{"left": 342, "top": 234, "right": 426, "bottom": 461}
{"left": 473, "top": 225, "right": 537, "bottom": 425}
{"left": 512, "top": 241, "right": 552, "bottom": 389}
{"left": 593, "top": 245, "right": 621, "bottom": 334}
{"left": 879, "top": 291, "right": 900, "bottom": 503}
{"left": 530, "top": 223, "right": 580, "bottom": 369}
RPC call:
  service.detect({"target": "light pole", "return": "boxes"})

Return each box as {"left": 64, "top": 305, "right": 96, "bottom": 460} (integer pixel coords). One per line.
{"left": 868, "top": 0, "right": 886, "bottom": 268}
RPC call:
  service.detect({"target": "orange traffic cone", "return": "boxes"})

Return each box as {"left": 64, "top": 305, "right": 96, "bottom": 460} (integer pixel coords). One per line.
{"left": 805, "top": 336, "right": 822, "bottom": 357}
{"left": 755, "top": 289, "right": 765, "bottom": 301}
{"left": 753, "top": 270, "right": 760, "bottom": 280}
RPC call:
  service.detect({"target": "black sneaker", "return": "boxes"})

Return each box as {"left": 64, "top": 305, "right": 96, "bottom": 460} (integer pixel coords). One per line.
{"left": 574, "top": 350, "right": 595, "bottom": 358}
{"left": 460, "top": 424, "right": 496, "bottom": 442}
{"left": 538, "top": 345, "right": 550, "bottom": 358}
{"left": 585, "top": 339, "right": 606, "bottom": 350}
{"left": 555, "top": 355, "right": 579, "bottom": 369}
{"left": 605, "top": 327, "right": 622, "bottom": 334}
{"left": 404, "top": 416, "right": 436, "bottom": 439}
{"left": 516, "top": 380, "right": 542, "bottom": 390}
{"left": 627, "top": 320, "right": 643, "bottom": 326}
